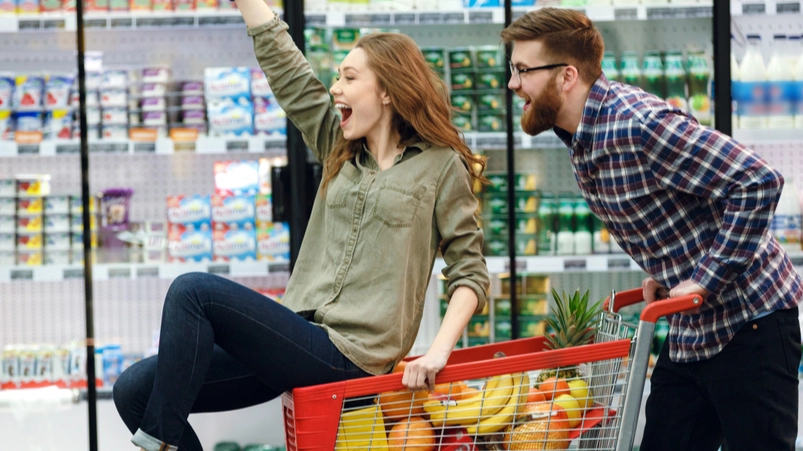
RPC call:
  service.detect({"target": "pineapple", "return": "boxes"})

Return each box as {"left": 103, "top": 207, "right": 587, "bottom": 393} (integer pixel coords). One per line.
{"left": 536, "top": 289, "right": 603, "bottom": 383}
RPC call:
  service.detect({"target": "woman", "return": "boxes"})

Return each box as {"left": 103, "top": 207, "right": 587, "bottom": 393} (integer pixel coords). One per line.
{"left": 113, "top": 2, "right": 490, "bottom": 450}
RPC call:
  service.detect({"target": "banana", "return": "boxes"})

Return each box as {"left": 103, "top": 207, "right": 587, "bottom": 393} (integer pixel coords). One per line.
{"left": 466, "top": 372, "right": 531, "bottom": 435}
{"left": 424, "top": 373, "right": 514, "bottom": 426}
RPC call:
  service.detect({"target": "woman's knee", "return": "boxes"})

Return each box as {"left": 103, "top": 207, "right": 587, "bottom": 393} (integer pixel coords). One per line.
{"left": 113, "top": 356, "right": 157, "bottom": 430}
{"left": 165, "top": 272, "right": 213, "bottom": 308}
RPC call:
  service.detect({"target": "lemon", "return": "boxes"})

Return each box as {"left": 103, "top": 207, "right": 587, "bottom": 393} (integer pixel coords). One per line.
{"left": 553, "top": 394, "right": 582, "bottom": 428}
{"left": 567, "top": 379, "right": 593, "bottom": 410}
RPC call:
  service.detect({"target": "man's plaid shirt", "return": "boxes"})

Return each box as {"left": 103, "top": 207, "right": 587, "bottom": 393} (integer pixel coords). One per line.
{"left": 554, "top": 74, "right": 802, "bottom": 362}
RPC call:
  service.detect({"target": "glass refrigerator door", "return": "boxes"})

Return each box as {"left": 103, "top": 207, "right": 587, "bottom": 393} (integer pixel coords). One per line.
{"left": 0, "top": 7, "right": 90, "bottom": 451}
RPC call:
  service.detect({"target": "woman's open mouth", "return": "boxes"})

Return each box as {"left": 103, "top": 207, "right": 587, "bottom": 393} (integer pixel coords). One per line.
{"left": 336, "top": 103, "right": 353, "bottom": 127}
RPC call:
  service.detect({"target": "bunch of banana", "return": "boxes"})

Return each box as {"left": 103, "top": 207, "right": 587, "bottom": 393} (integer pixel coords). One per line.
{"left": 466, "top": 372, "right": 530, "bottom": 435}
{"left": 423, "top": 373, "right": 514, "bottom": 426}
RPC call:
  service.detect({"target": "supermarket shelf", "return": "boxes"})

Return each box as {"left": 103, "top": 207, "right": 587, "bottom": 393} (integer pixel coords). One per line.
{"left": 731, "top": 0, "right": 802, "bottom": 16}
{"left": 0, "top": 260, "right": 289, "bottom": 283}
{"left": 732, "top": 129, "right": 803, "bottom": 144}
{"left": 0, "top": 132, "right": 553, "bottom": 155}
{"left": 0, "top": 4, "right": 714, "bottom": 34}
{"left": 0, "top": 135, "right": 287, "bottom": 156}
{"left": 433, "top": 254, "right": 643, "bottom": 276}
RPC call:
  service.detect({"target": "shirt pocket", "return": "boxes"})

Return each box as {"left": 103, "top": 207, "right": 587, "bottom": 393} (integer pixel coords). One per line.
{"left": 326, "top": 162, "right": 361, "bottom": 209}
{"left": 372, "top": 183, "right": 426, "bottom": 228}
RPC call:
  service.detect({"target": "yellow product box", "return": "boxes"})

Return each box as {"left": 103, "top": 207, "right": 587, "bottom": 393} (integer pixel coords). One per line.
{"left": 468, "top": 315, "right": 490, "bottom": 338}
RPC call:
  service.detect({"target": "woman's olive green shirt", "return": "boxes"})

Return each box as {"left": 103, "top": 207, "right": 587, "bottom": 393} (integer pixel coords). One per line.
{"left": 248, "top": 16, "right": 490, "bottom": 375}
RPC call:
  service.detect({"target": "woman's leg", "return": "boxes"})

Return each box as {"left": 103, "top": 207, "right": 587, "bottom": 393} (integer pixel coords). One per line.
{"left": 113, "top": 346, "right": 280, "bottom": 451}
{"left": 123, "top": 272, "right": 371, "bottom": 451}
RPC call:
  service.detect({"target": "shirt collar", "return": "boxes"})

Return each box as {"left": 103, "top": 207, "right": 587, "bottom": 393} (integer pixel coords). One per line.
{"left": 554, "top": 73, "right": 611, "bottom": 154}
{"left": 357, "top": 139, "right": 429, "bottom": 169}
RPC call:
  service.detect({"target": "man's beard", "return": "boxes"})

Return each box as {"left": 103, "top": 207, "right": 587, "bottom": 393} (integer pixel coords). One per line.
{"left": 520, "top": 77, "right": 562, "bottom": 136}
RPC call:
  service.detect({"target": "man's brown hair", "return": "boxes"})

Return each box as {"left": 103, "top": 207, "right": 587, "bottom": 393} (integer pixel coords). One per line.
{"left": 501, "top": 7, "right": 604, "bottom": 85}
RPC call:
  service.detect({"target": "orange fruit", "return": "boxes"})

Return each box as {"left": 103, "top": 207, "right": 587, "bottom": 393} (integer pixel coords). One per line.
{"left": 431, "top": 380, "right": 467, "bottom": 398}
{"left": 388, "top": 416, "right": 437, "bottom": 451}
{"left": 538, "top": 377, "right": 570, "bottom": 400}
{"left": 526, "top": 388, "right": 547, "bottom": 404}
{"left": 458, "top": 386, "right": 480, "bottom": 400}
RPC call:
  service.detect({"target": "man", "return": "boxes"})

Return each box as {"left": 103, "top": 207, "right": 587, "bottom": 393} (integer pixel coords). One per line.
{"left": 502, "top": 8, "right": 802, "bottom": 451}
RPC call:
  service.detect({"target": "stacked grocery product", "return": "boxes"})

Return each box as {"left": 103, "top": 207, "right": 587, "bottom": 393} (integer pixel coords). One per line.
{"left": 0, "top": 64, "right": 288, "bottom": 142}
{"left": 481, "top": 173, "right": 537, "bottom": 257}
{"left": 732, "top": 34, "right": 803, "bottom": 130}
{"left": 447, "top": 46, "right": 507, "bottom": 132}
{"left": 0, "top": 341, "right": 112, "bottom": 390}
{"left": 0, "top": 174, "right": 99, "bottom": 266}
{"left": 0, "top": 0, "right": 281, "bottom": 14}
{"left": 601, "top": 49, "right": 713, "bottom": 126}
{"left": 438, "top": 273, "right": 550, "bottom": 347}
{"left": 167, "top": 158, "right": 289, "bottom": 263}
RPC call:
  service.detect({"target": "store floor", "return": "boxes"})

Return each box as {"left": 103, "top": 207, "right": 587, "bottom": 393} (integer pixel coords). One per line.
{"left": 3, "top": 378, "right": 803, "bottom": 450}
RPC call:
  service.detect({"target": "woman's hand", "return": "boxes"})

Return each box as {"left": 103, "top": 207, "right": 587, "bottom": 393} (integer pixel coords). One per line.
{"left": 233, "top": 0, "right": 275, "bottom": 28}
{"left": 402, "top": 349, "right": 450, "bottom": 392}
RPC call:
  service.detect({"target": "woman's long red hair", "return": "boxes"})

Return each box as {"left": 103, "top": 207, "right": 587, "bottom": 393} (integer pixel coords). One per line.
{"left": 321, "top": 32, "right": 487, "bottom": 190}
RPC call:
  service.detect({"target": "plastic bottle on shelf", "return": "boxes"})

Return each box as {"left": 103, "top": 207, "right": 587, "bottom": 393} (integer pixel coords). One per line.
{"left": 601, "top": 52, "right": 620, "bottom": 82}
{"left": 536, "top": 192, "right": 557, "bottom": 256}
{"left": 771, "top": 176, "right": 803, "bottom": 253}
{"left": 687, "top": 51, "right": 712, "bottom": 126}
{"left": 573, "top": 195, "right": 593, "bottom": 255}
{"left": 735, "top": 35, "right": 768, "bottom": 129}
{"left": 592, "top": 216, "right": 610, "bottom": 254}
{"left": 556, "top": 195, "right": 576, "bottom": 256}
{"left": 665, "top": 51, "right": 688, "bottom": 112}
{"left": 793, "top": 35, "right": 803, "bottom": 129}
{"left": 620, "top": 52, "right": 642, "bottom": 88}
{"left": 731, "top": 35, "right": 741, "bottom": 129}
{"left": 642, "top": 51, "right": 665, "bottom": 97}
{"left": 766, "top": 34, "right": 796, "bottom": 129}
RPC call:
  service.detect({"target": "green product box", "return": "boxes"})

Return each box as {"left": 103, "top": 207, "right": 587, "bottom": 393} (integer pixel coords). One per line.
{"left": 477, "top": 113, "right": 504, "bottom": 132}
{"left": 483, "top": 192, "right": 539, "bottom": 214}
{"left": 519, "top": 294, "right": 549, "bottom": 315}
{"left": 332, "top": 29, "right": 360, "bottom": 51}
{"left": 519, "top": 316, "right": 547, "bottom": 338}
{"left": 468, "top": 315, "right": 490, "bottom": 337}
{"left": 448, "top": 48, "right": 474, "bottom": 71}
{"left": 514, "top": 192, "right": 538, "bottom": 213}
{"left": 475, "top": 71, "right": 505, "bottom": 90}
{"left": 500, "top": 274, "right": 550, "bottom": 296}
{"left": 450, "top": 72, "right": 475, "bottom": 92}
{"left": 450, "top": 92, "right": 475, "bottom": 115}
{"left": 495, "top": 317, "right": 512, "bottom": 340}
{"left": 483, "top": 214, "right": 537, "bottom": 236}
{"left": 494, "top": 298, "right": 511, "bottom": 316}
{"left": 482, "top": 192, "right": 507, "bottom": 215}
{"left": 305, "top": 27, "right": 328, "bottom": 49}
{"left": 452, "top": 113, "right": 474, "bottom": 132}
{"left": 484, "top": 236, "right": 508, "bottom": 257}
{"left": 477, "top": 91, "right": 505, "bottom": 112}
{"left": 476, "top": 46, "right": 504, "bottom": 70}
{"left": 485, "top": 173, "right": 538, "bottom": 193}
{"left": 421, "top": 47, "right": 446, "bottom": 71}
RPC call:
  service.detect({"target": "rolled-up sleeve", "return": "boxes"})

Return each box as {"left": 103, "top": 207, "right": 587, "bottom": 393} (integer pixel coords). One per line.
{"left": 434, "top": 154, "right": 490, "bottom": 313}
{"left": 247, "top": 17, "right": 341, "bottom": 162}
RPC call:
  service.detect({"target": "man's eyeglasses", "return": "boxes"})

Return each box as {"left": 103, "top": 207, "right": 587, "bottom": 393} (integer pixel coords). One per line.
{"left": 509, "top": 62, "right": 569, "bottom": 85}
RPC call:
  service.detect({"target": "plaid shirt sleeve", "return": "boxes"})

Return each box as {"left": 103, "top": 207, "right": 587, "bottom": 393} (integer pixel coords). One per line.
{"left": 640, "top": 111, "right": 784, "bottom": 294}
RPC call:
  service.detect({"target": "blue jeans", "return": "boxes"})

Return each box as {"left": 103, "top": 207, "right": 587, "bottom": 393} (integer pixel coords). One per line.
{"left": 113, "top": 272, "right": 371, "bottom": 451}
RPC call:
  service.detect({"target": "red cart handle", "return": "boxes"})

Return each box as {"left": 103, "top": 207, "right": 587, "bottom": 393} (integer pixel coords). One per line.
{"left": 604, "top": 287, "right": 704, "bottom": 323}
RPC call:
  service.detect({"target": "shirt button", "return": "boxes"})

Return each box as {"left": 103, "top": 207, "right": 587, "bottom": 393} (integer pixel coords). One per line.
{"left": 344, "top": 258, "right": 350, "bottom": 264}
{"left": 358, "top": 193, "right": 364, "bottom": 201}
{"left": 352, "top": 225, "right": 358, "bottom": 232}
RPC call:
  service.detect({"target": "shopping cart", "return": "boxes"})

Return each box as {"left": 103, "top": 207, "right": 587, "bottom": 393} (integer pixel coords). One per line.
{"left": 280, "top": 288, "right": 702, "bottom": 451}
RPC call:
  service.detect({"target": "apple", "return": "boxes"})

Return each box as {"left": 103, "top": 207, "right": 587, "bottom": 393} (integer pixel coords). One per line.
{"left": 553, "top": 394, "right": 582, "bottom": 428}
{"left": 567, "top": 379, "right": 593, "bottom": 410}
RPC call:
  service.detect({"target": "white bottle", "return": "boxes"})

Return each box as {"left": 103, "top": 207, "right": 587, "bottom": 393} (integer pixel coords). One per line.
{"left": 767, "top": 34, "right": 796, "bottom": 129}
{"left": 731, "top": 36, "right": 740, "bottom": 129}
{"left": 794, "top": 35, "right": 803, "bottom": 129}
{"left": 737, "top": 35, "right": 768, "bottom": 129}
{"left": 772, "top": 176, "right": 802, "bottom": 253}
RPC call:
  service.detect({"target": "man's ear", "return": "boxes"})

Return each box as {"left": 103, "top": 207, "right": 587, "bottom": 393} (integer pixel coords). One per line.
{"left": 559, "top": 65, "right": 580, "bottom": 92}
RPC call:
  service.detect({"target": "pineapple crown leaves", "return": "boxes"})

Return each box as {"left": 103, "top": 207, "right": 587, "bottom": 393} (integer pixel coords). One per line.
{"left": 544, "top": 288, "right": 603, "bottom": 350}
